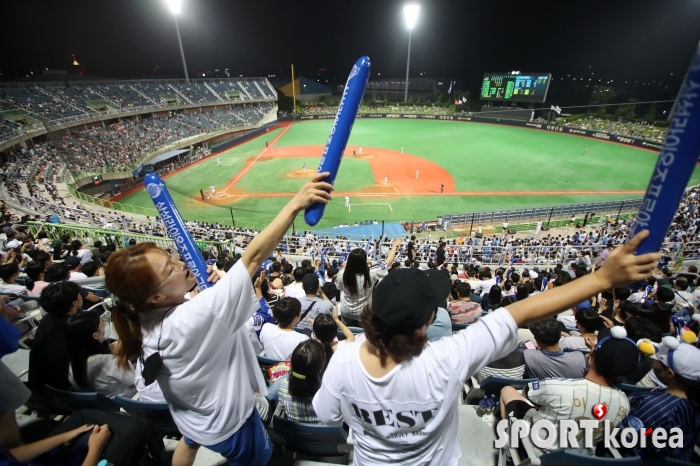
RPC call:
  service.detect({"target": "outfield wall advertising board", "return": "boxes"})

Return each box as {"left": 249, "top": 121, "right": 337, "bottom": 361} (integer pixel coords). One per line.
{"left": 290, "top": 114, "right": 663, "bottom": 151}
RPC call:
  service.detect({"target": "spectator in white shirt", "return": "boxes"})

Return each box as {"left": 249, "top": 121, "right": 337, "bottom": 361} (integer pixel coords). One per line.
{"left": 260, "top": 297, "right": 309, "bottom": 360}
{"left": 65, "top": 311, "right": 136, "bottom": 398}
{"left": 478, "top": 269, "right": 497, "bottom": 296}
{"left": 284, "top": 267, "right": 307, "bottom": 299}
{"left": 0, "top": 263, "right": 27, "bottom": 295}
{"left": 312, "top": 231, "right": 659, "bottom": 465}
{"left": 66, "top": 256, "right": 87, "bottom": 281}
{"left": 105, "top": 174, "right": 332, "bottom": 466}
{"left": 69, "top": 240, "right": 94, "bottom": 265}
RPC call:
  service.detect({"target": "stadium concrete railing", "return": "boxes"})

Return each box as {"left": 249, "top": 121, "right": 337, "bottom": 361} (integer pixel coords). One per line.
{"left": 27, "top": 222, "right": 231, "bottom": 255}
{"left": 442, "top": 198, "right": 644, "bottom": 232}
{"left": 24, "top": 221, "right": 695, "bottom": 269}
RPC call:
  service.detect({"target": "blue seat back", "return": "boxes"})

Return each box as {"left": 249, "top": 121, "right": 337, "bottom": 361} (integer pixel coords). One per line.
{"left": 114, "top": 395, "right": 180, "bottom": 436}
{"left": 257, "top": 355, "right": 285, "bottom": 366}
{"left": 479, "top": 376, "right": 538, "bottom": 398}
{"left": 44, "top": 385, "right": 120, "bottom": 412}
{"left": 347, "top": 326, "right": 363, "bottom": 334}
{"left": 272, "top": 415, "right": 347, "bottom": 457}
{"left": 452, "top": 323, "right": 469, "bottom": 332}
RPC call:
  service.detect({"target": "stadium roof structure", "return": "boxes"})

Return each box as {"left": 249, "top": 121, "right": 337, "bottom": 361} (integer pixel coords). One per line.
{"left": 278, "top": 76, "right": 332, "bottom": 101}
{"left": 144, "top": 149, "right": 190, "bottom": 166}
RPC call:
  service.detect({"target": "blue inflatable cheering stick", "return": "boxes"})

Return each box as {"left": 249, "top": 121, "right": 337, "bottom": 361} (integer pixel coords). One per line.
{"left": 628, "top": 41, "right": 700, "bottom": 255}
{"left": 144, "top": 173, "right": 212, "bottom": 290}
{"left": 304, "top": 56, "right": 371, "bottom": 226}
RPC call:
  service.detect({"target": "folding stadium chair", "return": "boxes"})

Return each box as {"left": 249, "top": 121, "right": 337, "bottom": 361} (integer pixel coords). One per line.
{"left": 465, "top": 376, "right": 537, "bottom": 405}
{"left": 257, "top": 355, "right": 286, "bottom": 385}
{"left": 498, "top": 420, "right": 634, "bottom": 466}
{"left": 114, "top": 395, "right": 180, "bottom": 437}
{"left": 23, "top": 382, "right": 73, "bottom": 417}
{"left": 44, "top": 385, "right": 120, "bottom": 413}
{"left": 272, "top": 415, "right": 351, "bottom": 461}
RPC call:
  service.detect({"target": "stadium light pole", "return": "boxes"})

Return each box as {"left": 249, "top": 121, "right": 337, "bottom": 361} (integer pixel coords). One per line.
{"left": 403, "top": 4, "right": 419, "bottom": 103}
{"left": 166, "top": 0, "right": 190, "bottom": 83}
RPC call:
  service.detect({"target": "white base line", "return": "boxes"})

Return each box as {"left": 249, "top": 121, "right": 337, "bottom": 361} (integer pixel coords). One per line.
{"left": 348, "top": 203, "right": 393, "bottom": 212}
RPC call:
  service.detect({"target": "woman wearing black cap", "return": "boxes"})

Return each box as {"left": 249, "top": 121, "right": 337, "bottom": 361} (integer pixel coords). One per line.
{"left": 312, "top": 231, "right": 660, "bottom": 464}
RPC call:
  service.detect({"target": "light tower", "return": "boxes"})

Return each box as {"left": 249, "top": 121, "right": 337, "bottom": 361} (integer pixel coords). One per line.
{"left": 403, "top": 4, "right": 420, "bottom": 103}
{"left": 165, "top": 0, "right": 190, "bottom": 83}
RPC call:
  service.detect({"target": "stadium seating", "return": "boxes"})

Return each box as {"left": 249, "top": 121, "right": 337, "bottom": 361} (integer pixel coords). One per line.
{"left": 464, "top": 376, "right": 538, "bottom": 404}
{"left": 172, "top": 82, "right": 220, "bottom": 104}
{"left": 272, "top": 415, "right": 350, "bottom": 459}
{"left": 44, "top": 385, "right": 121, "bottom": 412}
{"left": 114, "top": 395, "right": 180, "bottom": 437}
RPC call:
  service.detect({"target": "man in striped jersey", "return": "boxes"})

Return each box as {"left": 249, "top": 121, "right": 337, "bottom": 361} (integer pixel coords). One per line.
{"left": 618, "top": 340, "right": 700, "bottom": 461}
{"left": 500, "top": 327, "right": 639, "bottom": 456}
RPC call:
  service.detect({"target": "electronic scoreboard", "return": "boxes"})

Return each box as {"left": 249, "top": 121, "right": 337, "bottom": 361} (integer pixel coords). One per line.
{"left": 481, "top": 73, "right": 551, "bottom": 103}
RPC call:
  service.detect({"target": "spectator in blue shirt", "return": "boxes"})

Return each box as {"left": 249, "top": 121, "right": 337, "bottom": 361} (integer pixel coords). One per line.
{"left": 619, "top": 339, "right": 700, "bottom": 461}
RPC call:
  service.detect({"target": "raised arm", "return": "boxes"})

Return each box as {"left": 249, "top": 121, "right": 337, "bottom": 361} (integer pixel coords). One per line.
{"left": 385, "top": 238, "right": 403, "bottom": 266}
{"left": 333, "top": 305, "right": 355, "bottom": 342}
{"left": 506, "top": 230, "right": 660, "bottom": 327}
{"left": 242, "top": 173, "right": 332, "bottom": 277}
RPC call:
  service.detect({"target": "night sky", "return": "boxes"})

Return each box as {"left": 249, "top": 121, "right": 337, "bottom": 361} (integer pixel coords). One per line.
{"left": 3, "top": 0, "right": 700, "bottom": 95}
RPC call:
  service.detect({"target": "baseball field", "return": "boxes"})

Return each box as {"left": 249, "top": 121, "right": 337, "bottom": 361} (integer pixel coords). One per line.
{"left": 116, "top": 119, "right": 700, "bottom": 230}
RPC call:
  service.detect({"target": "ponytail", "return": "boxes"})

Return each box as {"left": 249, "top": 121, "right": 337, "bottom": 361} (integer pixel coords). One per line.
{"left": 25, "top": 278, "right": 36, "bottom": 292}
{"left": 24, "top": 261, "right": 45, "bottom": 292}
{"left": 111, "top": 300, "right": 146, "bottom": 369}
{"left": 321, "top": 342, "right": 334, "bottom": 367}
{"left": 104, "top": 242, "right": 161, "bottom": 370}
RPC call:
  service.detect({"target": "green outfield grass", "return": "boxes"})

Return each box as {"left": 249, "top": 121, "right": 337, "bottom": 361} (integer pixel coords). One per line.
{"left": 118, "top": 119, "right": 700, "bottom": 230}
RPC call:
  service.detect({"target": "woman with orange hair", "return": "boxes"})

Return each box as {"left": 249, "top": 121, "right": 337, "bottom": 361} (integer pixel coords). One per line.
{"left": 105, "top": 174, "right": 332, "bottom": 466}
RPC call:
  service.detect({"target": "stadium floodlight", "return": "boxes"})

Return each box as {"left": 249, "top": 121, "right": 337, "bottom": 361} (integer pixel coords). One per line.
{"left": 165, "top": 0, "right": 181, "bottom": 14}
{"left": 165, "top": 0, "right": 189, "bottom": 83}
{"left": 404, "top": 4, "right": 420, "bottom": 29}
{"left": 403, "top": 4, "right": 419, "bottom": 102}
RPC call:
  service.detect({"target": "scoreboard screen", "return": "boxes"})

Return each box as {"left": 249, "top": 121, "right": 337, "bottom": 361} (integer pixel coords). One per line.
{"left": 481, "top": 73, "right": 551, "bottom": 103}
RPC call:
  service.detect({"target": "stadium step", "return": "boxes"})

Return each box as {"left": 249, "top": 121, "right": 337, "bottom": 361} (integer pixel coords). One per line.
{"left": 457, "top": 404, "right": 498, "bottom": 466}
{"left": 253, "top": 80, "right": 268, "bottom": 99}
{"left": 203, "top": 82, "right": 226, "bottom": 102}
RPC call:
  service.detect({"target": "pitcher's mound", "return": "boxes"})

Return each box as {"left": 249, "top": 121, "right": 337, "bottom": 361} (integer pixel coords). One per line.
{"left": 287, "top": 169, "right": 317, "bottom": 178}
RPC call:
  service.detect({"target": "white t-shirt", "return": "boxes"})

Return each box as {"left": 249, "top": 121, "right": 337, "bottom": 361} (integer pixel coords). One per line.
{"left": 69, "top": 272, "right": 88, "bottom": 281}
{"left": 69, "top": 354, "right": 136, "bottom": 399}
{"left": 284, "top": 282, "right": 305, "bottom": 299}
{"left": 73, "top": 249, "right": 94, "bottom": 265}
{"left": 312, "top": 308, "right": 518, "bottom": 465}
{"left": 0, "top": 282, "right": 27, "bottom": 295}
{"left": 259, "top": 324, "right": 309, "bottom": 361}
{"left": 479, "top": 278, "right": 497, "bottom": 296}
{"left": 140, "top": 260, "right": 264, "bottom": 445}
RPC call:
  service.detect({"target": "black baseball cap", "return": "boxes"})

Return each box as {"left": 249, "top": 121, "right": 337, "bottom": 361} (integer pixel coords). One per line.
{"left": 594, "top": 327, "right": 640, "bottom": 378}
{"left": 302, "top": 273, "right": 320, "bottom": 294}
{"left": 425, "top": 269, "right": 452, "bottom": 309}
{"left": 65, "top": 256, "right": 81, "bottom": 267}
{"left": 372, "top": 268, "right": 440, "bottom": 334}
